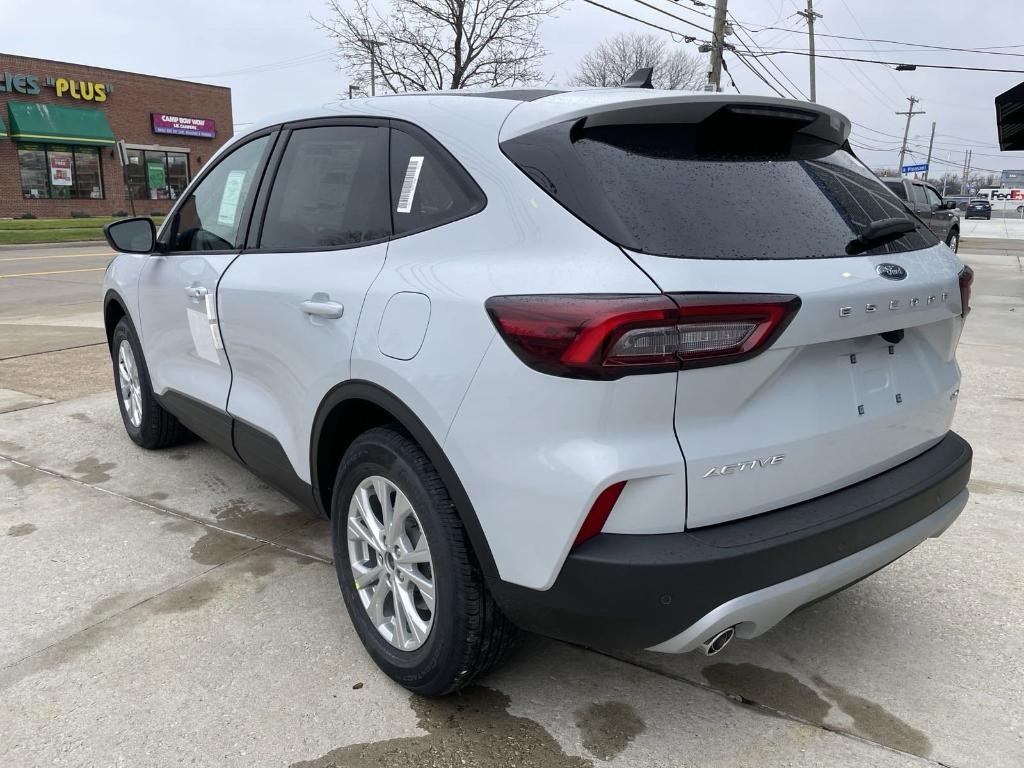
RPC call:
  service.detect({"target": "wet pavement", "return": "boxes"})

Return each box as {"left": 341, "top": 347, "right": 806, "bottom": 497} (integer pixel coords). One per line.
{"left": 1, "top": 244, "right": 1021, "bottom": 767}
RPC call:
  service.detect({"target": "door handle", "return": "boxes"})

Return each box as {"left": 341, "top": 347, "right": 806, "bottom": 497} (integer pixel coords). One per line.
{"left": 300, "top": 295, "right": 345, "bottom": 319}
{"left": 185, "top": 285, "right": 208, "bottom": 299}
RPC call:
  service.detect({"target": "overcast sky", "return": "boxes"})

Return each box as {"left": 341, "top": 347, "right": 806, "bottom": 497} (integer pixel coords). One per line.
{"left": 7, "top": 0, "right": 1024, "bottom": 178}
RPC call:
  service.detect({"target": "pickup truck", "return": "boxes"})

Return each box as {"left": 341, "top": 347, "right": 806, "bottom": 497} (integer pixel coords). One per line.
{"left": 882, "top": 178, "right": 960, "bottom": 252}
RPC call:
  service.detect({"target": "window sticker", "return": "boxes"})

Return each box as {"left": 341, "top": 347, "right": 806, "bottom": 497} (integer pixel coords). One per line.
{"left": 217, "top": 169, "right": 247, "bottom": 226}
{"left": 187, "top": 307, "right": 219, "bottom": 364}
{"left": 396, "top": 156, "right": 424, "bottom": 213}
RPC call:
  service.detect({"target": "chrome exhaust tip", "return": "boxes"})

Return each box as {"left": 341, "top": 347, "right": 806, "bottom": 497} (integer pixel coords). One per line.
{"left": 700, "top": 626, "right": 735, "bottom": 656}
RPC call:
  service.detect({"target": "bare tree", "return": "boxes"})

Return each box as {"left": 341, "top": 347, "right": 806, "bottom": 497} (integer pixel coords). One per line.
{"left": 570, "top": 32, "right": 705, "bottom": 90}
{"left": 314, "top": 0, "right": 566, "bottom": 94}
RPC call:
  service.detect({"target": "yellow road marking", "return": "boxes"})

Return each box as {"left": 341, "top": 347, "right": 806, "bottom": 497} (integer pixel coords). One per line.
{"left": 0, "top": 251, "right": 113, "bottom": 263}
{"left": 0, "top": 267, "right": 107, "bottom": 279}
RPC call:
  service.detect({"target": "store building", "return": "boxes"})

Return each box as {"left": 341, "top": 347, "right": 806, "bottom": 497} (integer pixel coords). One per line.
{"left": 0, "top": 53, "right": 231, "bottom": 218}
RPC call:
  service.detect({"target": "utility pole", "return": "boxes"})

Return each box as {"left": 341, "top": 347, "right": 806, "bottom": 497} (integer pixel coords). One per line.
{"left": 357, "top": 38, "right": 386, "bottom": 96}
{"left": 797, "top": 0, "right": 822, "bottom": 102}
{"left": 962, "top": 149, "right": 973, "bottom": 195}
{"left": 706, "top": 0, "right": 729, "bottom": 92}
{"left": 896, "top": 96, "right": 924, "bottom": 175}
{"left": 924, "top": 121, "right": 936, "bottom": 183}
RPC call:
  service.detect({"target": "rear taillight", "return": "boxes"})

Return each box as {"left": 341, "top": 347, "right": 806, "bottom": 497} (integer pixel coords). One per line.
{"left": 486, "top": 293, "right": 801, "bottom": 380}
{"left": 959, "top": 265, "right": 973, "bottom": 318}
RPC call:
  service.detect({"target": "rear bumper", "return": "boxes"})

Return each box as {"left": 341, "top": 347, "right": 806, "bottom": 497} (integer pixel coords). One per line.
{"left": 489, "top": 431, "right": 972, "bottom": 651}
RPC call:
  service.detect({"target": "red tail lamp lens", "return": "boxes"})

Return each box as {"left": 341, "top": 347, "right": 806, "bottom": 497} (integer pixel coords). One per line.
{"left": 959, "top": 265, "right": 973, "bottom": 318}
{"left": 486, "top": 293, "right": 800, "bottom": 379}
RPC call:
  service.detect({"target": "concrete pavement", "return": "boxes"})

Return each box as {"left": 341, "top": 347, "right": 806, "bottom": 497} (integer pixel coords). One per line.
{"left": 0, "top": 242, "right": 1021, "bottom": 767}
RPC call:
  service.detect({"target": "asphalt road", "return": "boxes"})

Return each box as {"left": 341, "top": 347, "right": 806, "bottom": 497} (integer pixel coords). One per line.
{"left": 1, "top": 240, "right": 1022, "bottom": 767}
{"left": 0, "top": 243, "right": 113, "bottom": 359}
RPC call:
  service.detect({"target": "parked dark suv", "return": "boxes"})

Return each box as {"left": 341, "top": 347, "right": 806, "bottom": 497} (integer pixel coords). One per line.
{"left": 882, "top": 178, "right": 960, "bottom": 252}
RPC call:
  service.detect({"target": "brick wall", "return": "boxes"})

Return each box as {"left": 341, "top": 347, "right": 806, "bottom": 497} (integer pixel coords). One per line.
{"left": 0, "top": 53, "right": 232, "bottom": 219}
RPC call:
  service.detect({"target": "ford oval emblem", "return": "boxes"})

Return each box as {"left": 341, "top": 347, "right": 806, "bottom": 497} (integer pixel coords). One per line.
{"left": 876, "top": 263, "right": 907, "bottom": 281}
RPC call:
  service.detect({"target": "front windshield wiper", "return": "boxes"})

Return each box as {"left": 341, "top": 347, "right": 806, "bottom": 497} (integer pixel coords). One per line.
{"left": 846, "top": 217, "right": 917, "bottom": 255}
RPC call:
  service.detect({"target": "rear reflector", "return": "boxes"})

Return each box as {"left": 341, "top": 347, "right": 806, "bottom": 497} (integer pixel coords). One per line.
{"left": 573, "top": 481, "right": 627, "bottom": 548}
{"left": 959, "top": 265, "right": 974, "bottom": 318}
{"left": 486, "top": 293, "right": 801, "bottom": 379}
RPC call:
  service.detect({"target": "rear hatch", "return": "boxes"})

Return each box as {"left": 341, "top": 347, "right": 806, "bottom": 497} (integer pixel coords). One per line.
{"left": 502, "top": 93, "right": 967, "bottom": 528}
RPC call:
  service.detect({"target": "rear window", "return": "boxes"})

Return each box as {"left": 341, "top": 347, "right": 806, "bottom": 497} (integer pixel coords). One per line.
{"left": 503, "top": 118, "right": 937, "bottom": 260}
{"left": 883, "top": 180, "right": 907, "bottom": 200}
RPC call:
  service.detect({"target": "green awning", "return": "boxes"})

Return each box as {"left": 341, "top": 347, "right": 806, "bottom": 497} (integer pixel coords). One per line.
{"left": 7, "top": 101, "right": 115, "bottom": 146}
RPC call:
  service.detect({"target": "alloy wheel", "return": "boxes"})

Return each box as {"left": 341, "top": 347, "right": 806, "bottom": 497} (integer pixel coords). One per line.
{"left": 117, "top": 340, "right": 143, "bottom": 428}
{"left": 347, "top": 475, "right": 435, "bottom": 651}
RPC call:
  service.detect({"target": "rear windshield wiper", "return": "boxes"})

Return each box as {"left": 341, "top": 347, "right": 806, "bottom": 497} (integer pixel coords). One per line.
{"left": 846, "top": 217, "right": 917, "bottom": 255}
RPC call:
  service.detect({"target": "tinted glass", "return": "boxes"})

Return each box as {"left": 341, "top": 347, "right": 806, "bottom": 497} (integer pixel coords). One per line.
{"left": 126, "top": 149, "right": 147, "bottom": 201}
{"left": 563, "top": 124, "right": 936, "bottom": 259}
{"left": 924, "top": 186, "right": 942, "bottom": 207}
{"left": 911, "top": 184, "right": 929, "bottom": 206}
{"left": 166, "top": 152, "right": 189, "bottom": 200}
{"left": 73, "top": 147, "right": 102, "bottom": 199}
{"left": 389, "top": 128, "right": 484, "bottom": 235}
{"left": 168, "top": 134, "right": 270, "bottom": 252}
{"left": 260, "top": 125, "right": 389, "bottom": 249}
{"left": 882, "top": 180, "right": 907, "bottom": 200}
{"left": 18, "top": 146, "right": 48, "bottom": 199}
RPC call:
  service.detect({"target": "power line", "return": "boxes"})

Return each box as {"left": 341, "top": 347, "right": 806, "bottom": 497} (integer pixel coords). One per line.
{"left": 728, "top": 14, "right": 805, "bottom": 98}
{"left": 180, "top": 49, "right": 335, "bottom": 79}
{"left": 580, "top": 0, "right": 701, "bottom": 39}
{"left": 736, "top": 49, "right": 1024, "bottom": 74}
{"left": 730, "top": 48, "right": 787, "bottom": 97}
{"left": 624, "top": 0, "right": 713, "bottom": 33}
{"left": 745, "top": 27, "right": 1024, "bottom": 58}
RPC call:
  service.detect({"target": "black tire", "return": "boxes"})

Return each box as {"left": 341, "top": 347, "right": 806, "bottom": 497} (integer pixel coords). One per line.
{"left": 331, "top": 426, "right": 517, "bottom": 696}
{"left": 946, "top": 229, "right": 959, "bottom": 253}
{"left": 110, "top": 317, "right": 191, "bottom": 449}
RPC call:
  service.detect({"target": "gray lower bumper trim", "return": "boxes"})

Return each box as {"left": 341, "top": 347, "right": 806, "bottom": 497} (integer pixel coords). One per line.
{"left": 646, "top": 489, "right": 969, "bottom": 653}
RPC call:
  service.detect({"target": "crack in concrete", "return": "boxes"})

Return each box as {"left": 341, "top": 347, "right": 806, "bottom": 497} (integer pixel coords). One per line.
{"left": 0, "top": 342, "right": 105, "bottom": 362}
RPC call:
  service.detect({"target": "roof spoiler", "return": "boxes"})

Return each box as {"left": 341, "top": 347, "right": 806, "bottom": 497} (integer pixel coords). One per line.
{"left": 500, "top": 92, "right": 852, "bottom": 146}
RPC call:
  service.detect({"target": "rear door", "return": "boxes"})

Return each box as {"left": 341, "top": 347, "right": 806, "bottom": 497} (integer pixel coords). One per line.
{"left": 216, "top": 120, "right": 391, "bottom": 499}
{"left": 909, "top": 182, "right": 936, "bottom": 232}
{"left": 501, "top": 102, "right": 966, "bottom": 528}
{"left": 137, "top": 131, "right": 275, "bottom": 445}
{"left": 924, "top": 185, "right": 954, "bottom": 240}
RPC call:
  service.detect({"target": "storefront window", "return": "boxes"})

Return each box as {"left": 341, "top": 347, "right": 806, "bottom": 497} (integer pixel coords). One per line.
{"left": 166, "top": 153, "right": 189, "bottom": 199}
{"left": 126, "top": 149, "right": 147, "bottom": 201}
{"left": 18, "top": 146, "right": 49, "bottom": 199}
{"left": 74, "top": 148, "right": 103, "bottom": 199}
{"left": 125, "top": 148, "right": 189, "bottom": 201}
{"left": 18, "top": 144, "right": 104, "bottom": 200}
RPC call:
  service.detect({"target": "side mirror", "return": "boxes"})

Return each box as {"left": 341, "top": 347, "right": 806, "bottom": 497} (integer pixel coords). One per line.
{"left": 943, "top": 201, "right": 958, "bottom": 210}
{"left": 103, "top": 217, "right": 156, "bottom": 254}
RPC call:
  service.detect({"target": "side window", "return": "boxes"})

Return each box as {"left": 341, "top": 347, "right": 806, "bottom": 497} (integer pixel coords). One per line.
{"left": 167, "top": 134, "right": 271, "bottom": 252}
{"left": 390, "top": 127, "right": 485, "bottom": 236}
{"left": 259, "top": 125, "right": 390, "bottom": 250}
{"left": 910, "top": 184, "right": 929, "bottom": 207}
{"left": 924, "top": 187, "right": 942, "bottom": 208}
{"left": 883, "top": 180, "right": 907, "bottom": 201}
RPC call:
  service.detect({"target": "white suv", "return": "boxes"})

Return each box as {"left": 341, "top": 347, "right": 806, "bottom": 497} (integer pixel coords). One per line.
{"left": 102, "top": 88, "right": 973, "bottom": 695}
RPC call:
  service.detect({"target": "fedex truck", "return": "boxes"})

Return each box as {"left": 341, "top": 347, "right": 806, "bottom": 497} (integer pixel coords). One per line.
{"left": 978, "top": 188, "right": 1024, "bottom": 212}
